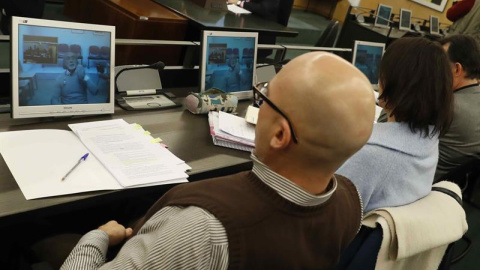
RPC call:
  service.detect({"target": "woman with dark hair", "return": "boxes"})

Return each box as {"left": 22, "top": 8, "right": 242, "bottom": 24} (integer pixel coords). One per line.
{"left": 337, "top": 37, "right": 454, "bottom": 213}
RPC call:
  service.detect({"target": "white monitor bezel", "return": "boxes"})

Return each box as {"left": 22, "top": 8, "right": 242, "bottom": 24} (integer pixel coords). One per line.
{"left": 200, "top": 30, "right": 258, "bottom": 100}
{"left": 399, "top": 8, "right": 412, "bottom": 31}
{"left": 430, "top": 15, "right": 440, "bottom": 35}
{"left": 374, "top": 4, "right": 393, "bottom": 29}
{"left": 11, "top": 16, "right": 115, "bottom": 119}
{"left": 351, "top": 40, "right": 386, "bottom": 89}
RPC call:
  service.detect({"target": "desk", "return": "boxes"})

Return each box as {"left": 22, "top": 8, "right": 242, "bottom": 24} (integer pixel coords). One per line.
{"left": 153, "top": 0, "right": 298, "bottom": 38}
{"left": 64, "top": 0, "right": 189, "bottom": 66}
{"left": 0, "top": 100, "right": 252, "bottom": 227}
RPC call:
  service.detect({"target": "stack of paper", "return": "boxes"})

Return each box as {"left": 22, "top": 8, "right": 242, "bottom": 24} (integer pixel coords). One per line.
{"left": 208, "top": 111, "right": 255, "bottom": 152}
{"left": 227, "top": 4, "right": 252, "bottom": 14}
{"left": 0, "top": 119, "right": 190, "bottom": 200}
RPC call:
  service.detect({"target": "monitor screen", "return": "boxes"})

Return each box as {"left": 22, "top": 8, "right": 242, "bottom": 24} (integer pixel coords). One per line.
{"left": 200, "top": 30, "right": 257, "bottom": 100}
{"left": 352, "top": 40, "right": 385, "bottom": 87}
{"left": 11, "top": 17, "right": 115, "bottom": 119}
{"left": 399, "top": 9, "right": 412, "bottom": 31}
{"left": 430, "top": 16, "right": 440, "bottom": 35}
{"left": 374, "top": 4, "right": 392, "bottom": 29}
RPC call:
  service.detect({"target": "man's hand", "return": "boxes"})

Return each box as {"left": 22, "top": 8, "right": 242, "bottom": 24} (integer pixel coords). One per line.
{"left": 227, "top": 0, "right": 237, "bottom": 4}
{"left": 76, "top": 64, "right": 85, "bottom": 81}
{"left": 99, "top": 220, "right": 133, "bottom": 247}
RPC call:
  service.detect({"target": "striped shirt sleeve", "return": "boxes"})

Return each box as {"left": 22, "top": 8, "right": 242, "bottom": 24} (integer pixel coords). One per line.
{"left": 60, "top": 206, "right": 229, "bottom": 270}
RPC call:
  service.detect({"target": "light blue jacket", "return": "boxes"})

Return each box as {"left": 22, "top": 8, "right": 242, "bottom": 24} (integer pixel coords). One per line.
{"left": 337, "top": 122, "right": 439, "bottom": 213}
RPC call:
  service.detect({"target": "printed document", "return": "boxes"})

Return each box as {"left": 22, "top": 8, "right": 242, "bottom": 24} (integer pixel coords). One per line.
{"left": 0, "top": 119, "right": 188, "bottom": 200}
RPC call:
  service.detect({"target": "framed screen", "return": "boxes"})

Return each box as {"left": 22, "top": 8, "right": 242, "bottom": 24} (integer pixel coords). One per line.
{"left": 352, "top": 40, "right": 385, "bottom": 89}
{"left": 11, "top": 16, "right": 115, "bottom": 119}
{"left": 374, "top": 4, "right": 392, "bottom": 29}
{"left": 430, "top": 15, "right": 440, "bottom": 35}
{"left": 200, "top": 30, "right": 257, "bottom": 100}
{"left": 399, "top": 8, "right": 412, "bottom": 31}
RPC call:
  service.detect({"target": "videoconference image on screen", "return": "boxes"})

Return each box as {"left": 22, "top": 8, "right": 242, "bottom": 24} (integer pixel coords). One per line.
{"left": 352, "top": 42, "right": 384, "bottom": 85}
{"left": 375, "top": 5, "right": 392, "bottom": 28}
{"left": 17, "top": 24, "right": 111, "bottom": 107}
{"left": 203, "top": 34, "right": 256, "bottom": 95}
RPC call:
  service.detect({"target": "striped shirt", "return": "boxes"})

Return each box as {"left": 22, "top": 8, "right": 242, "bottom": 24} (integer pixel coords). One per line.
{"left": 61, "top": 154, "right": 337, "bottom": 270}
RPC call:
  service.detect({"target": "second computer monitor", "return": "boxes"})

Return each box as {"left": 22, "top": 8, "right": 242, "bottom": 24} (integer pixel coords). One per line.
{"left": 374, "top": 4, "right": 392, "bottom": 29}
{"left": 200, "top": 30, "right": 258, "bottom": 100}
{"left": 399, "top": 8, "right": 412, "bottom": 31}
{"left": 430, "top": 16, "right": 440, "bottom": 35}
{"left": 352, "top": 40, "right": 385, "bottom": 89}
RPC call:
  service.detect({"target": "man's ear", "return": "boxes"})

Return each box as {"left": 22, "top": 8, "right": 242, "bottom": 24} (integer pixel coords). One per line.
{"left": 454, "top": 62, "right": 464, "bottom": 77}
{"left": 269, "top": 120, "right": 292, "bottom": 149}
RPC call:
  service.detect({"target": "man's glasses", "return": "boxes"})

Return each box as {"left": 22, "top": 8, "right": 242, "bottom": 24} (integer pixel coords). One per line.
{"left": 253, "top": 82, "right": 298, "bottom": 144}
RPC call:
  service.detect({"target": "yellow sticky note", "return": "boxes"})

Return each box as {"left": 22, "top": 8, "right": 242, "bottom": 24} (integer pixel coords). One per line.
{"left": 150, "top": 137, "right": 162, "bottom": 143}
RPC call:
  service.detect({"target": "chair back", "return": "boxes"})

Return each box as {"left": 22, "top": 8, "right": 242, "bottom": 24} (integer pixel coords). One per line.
{"left": 277, "top": 0, "right": 294, "bottom": 26}
{"left": 316, "top": 20, "right": 340, "bottom": 47}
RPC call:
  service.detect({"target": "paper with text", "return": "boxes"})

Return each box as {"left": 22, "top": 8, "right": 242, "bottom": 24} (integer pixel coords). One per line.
{"left": 70, "top": 120, "right": 188, "bottom": 187}
{"left": 218, "top": 111, "right": 255, "bottom": 143}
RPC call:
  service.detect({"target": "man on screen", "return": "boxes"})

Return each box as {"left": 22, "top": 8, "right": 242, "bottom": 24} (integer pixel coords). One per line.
{"left": 51, "top": 52, "right": 100, "bottom": 105}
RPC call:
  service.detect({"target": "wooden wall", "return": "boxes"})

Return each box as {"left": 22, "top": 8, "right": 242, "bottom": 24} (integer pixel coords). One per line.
{"left": 332, "top": 0, "right": 454, "bottom": 25}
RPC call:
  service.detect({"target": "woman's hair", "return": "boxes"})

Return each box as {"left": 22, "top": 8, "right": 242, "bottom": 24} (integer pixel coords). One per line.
{"left": 378, "top": 37, "right": 453, "bottom": 137}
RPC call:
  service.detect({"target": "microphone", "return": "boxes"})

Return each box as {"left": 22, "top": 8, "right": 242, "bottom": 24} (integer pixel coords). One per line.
{"left": 114, "top": 61, "right": 165, "bottom": 92}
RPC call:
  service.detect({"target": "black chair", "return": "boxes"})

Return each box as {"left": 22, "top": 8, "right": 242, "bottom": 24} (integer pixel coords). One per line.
{"left": 315, "top": 20, "right": 340, "bottom": 48}
{"left": 440, "top": 157, "right": 480, "bottom": 206}
{"left": 277, "top": 0, "right": 294, "bottom": 27}
{"left": 335, "top": 185, "right": 469, "bottom": 270}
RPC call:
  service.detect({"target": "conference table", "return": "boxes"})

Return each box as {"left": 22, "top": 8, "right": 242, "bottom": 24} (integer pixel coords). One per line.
{"left": 0, "top": 98, "right": 253, "bottom": 227}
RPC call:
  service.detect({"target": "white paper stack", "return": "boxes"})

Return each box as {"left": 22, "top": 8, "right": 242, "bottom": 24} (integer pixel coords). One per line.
{"left": 0, "top": 119, "right": 190, "bottom": 200}
{"left": 208, "top": 111, "right": 255, "bottom": 152}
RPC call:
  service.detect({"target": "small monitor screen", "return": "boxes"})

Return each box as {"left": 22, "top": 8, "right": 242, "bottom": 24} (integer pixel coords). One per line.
{"left": 399, "top": 9, "right": 412, "bottom": 31}
{"left": 430, "top": 16, "right": 440, "bottom": 35}
{"left": 200, "top": 31, "right": 257, "bottom": 100}
{"left": 352, "top": 41, "right": 385, "bottom": 87}
{"left": 375, "top": 4, "right": 392, "bottom": 28}
{"left": 11, "top": 17, "right": 115, "bottom": 118}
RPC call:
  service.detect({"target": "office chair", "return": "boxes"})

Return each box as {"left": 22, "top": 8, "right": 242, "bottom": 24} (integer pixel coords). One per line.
{"left": 277, "top": 0, "right": 294, "bottom": 26}
{"left": 441, "top": 157, "right": 480, "bottom": 206}
{"left": 315, "top": 20, "right": 340, "bottom": 48}
{"left": 334, "top": 183, "right": 468, "bottom": 270}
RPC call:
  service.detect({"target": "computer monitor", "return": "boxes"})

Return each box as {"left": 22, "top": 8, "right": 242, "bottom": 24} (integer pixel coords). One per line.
{"left": 352, "top": 40, "right": 385, "bottom": 89}
{"left": 11, "top": 16, "right": 115, "bottom": 119}
{"left": 374, "top": 4, "right": 392, "bottom": 29}
{"left": 399, "top": 8, "right": 412, "bottom": 31}
{"left": 200, "top": 30, "right": 257, "bottom": 100}
{"left": 430, "top": 15, "right": 440, "bottom": 35}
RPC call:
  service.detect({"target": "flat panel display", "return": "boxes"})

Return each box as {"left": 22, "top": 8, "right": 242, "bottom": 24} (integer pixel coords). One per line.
{"left": 430, "top": 16, "right": 440, "bottom": 35}
{"left": 200, "top": 30, "right": 257, "bottom": 100}
{"left": 11, "top": 17, "right": 115, "bottom": 118}
{"left": 374, "top": 4, "right": 392, "bottom": 29}
{"left": 352, "top": 40, "right": 385, "bottom": 88}
{"left": 399, "top": 9, "right": 412, "bottom": 31}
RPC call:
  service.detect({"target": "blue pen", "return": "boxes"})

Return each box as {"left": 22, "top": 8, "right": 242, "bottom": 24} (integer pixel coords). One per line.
{"left": 61, "top": 153, "right": 89, "bottom": 181}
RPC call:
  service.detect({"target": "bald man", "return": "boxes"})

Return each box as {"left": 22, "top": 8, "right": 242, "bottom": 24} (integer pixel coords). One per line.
{"left": 60, "top": 52, "right": 375, "bottom": 270}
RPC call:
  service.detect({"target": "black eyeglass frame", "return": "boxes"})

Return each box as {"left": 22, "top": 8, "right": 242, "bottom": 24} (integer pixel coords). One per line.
{"left": 253, "top": 82, "right": 299, "bottom": 144}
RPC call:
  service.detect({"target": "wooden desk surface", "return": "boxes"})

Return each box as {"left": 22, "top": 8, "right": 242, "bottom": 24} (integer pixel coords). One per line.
{"left": 153, "top": 0, "right": 298, "bottom": 37}
{"left": 106, "top": 0, "right": 188, "bottom": 22}
{"left": 0, "top": 101, "right": 252, "bottom": 226}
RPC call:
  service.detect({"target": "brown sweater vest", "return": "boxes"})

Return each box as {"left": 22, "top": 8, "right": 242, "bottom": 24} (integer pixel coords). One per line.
{"left": 133, "top": 171, "right": 361, "bottom": 270}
